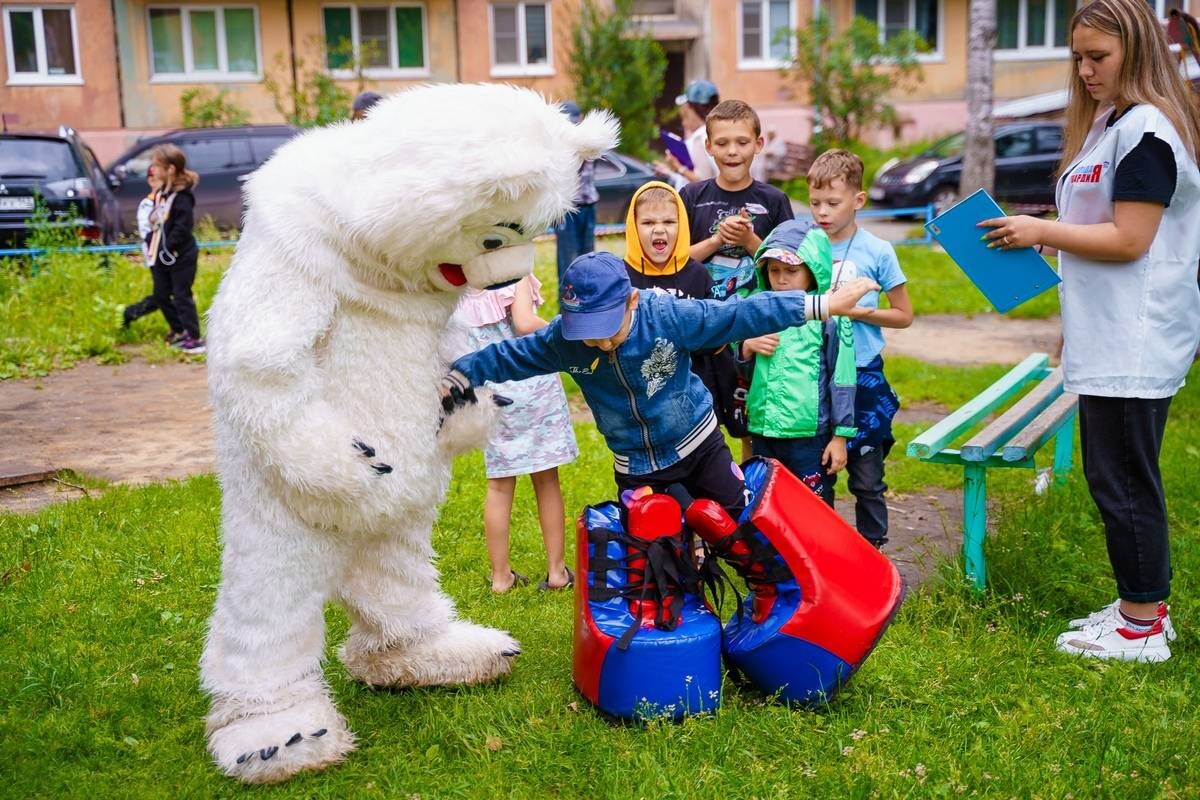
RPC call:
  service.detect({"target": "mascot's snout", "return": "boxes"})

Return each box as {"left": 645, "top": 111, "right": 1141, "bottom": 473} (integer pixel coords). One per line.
{"left": 437, "top": 243, "right": 535, "bottom": 291}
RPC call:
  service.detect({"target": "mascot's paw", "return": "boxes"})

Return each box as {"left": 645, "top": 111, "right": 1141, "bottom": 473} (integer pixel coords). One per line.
{"left": 437, "top": 385, "right": 499, "bottom": 458}
{"left": 340, "top": 620, "right": 520, "bottom": 688}
{"left": 206, "top": 692, "right": 355, "bottom": 785}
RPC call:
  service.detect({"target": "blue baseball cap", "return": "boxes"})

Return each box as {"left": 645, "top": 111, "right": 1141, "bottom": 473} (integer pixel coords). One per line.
{"left": 675, "top": 79, "right": 719, "bottom": 106}
{"left": 560, "top": 99, "right": 582, "bottom": 124}
{"left": 559, "top": 252, "right": 632, "bottom": 341}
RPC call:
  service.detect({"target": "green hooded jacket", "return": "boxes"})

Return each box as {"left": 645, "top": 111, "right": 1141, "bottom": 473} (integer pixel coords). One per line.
{"left": 745, "top": 220, "right": 857, "bottom": 439}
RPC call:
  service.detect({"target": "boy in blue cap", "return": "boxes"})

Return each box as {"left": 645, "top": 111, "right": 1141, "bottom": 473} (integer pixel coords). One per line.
{"left": 443, "top": 252, "right": 878, "bottom": 512}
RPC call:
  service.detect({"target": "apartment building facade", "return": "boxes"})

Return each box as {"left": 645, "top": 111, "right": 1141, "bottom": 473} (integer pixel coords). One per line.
{"left": 2, "top": 0, "right": 1197, "bottom": 160}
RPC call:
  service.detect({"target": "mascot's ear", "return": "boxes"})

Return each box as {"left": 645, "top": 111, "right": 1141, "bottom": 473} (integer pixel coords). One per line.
{"left": 569, "top": 109, "right": 621, "bottom": 161}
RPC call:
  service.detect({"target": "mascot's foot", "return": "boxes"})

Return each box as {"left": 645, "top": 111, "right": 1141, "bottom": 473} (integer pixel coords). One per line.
{"left": 206, "top": 691, "right": 355, "bottom": 785}
{"left": 340, "top": 620, "right": 520, "bottom": 688}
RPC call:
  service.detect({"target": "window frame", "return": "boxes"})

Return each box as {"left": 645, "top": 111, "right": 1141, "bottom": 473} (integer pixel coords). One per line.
{"left": 737, "top": 0, "right": 797, "bottom": 71}
{"left": 320, "top": 2, "right": 430, "bottom": 78}
{"left": 993, "top": 0, "right": 1072, "bottom": 61}
{"left": 857, "top": 0, "right": 944, "bottom": 64}
{"left": 488, "top": 1, "right": 554, "bottom": 78}
{"left": 145, "top": 5, "right": 263, "bottom": 83}
{"left": 3, "top": 5, "right": 83, "bottom": 86}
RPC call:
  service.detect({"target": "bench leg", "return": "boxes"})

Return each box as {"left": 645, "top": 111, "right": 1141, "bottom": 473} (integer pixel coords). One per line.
{"left": 1052, "top": 409, "right": 1077, "bottom": 486}
{"left": 963, "top": 464, "right": 988, "bottom": 591}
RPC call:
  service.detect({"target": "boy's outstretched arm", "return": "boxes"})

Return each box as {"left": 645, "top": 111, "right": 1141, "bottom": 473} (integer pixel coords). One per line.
{"left": 847, "top": 283, "right": 913, "bottom": 329}
{"left": 672, "top": 278, "right": 880, "bottom": 352}
{"left": 445, "top": 324, "right": 564, "bottom": 393}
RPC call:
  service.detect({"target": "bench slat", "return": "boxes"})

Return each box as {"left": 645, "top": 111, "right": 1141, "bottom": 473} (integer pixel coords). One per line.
{"left": 1002, "top": 392, "right": 1079, "bottom": 462}
{"left": 960, "top": 368, "right": 1064, "bottom": 461}
{"left": 921, "top": 449, "right": 1035, "bottom": 469}
{"left": 907, "top": 353, "right": 1050, "bottom": 459}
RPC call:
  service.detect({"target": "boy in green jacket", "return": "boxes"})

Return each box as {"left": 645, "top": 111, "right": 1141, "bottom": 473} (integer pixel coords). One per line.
{"left": 740, "top": 219, "right": 857, "bottom": 506}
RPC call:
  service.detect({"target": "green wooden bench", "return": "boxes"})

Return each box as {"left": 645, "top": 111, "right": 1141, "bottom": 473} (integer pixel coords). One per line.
{"left": 906, "top": 353, "right": 1079, "bottom": 590}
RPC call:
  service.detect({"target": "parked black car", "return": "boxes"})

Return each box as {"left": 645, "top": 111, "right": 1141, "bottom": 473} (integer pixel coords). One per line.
{"left": 106, "top": 125, "right": 299, "bottom": 234}
{"left": 594, "top": 151, "right": 657, "bottom": 224}
{"left": 869, "top": 122, "right": 1064, "bottom": 214}
{"left": 0, "top": 127, "right": 122, "bottom": 246}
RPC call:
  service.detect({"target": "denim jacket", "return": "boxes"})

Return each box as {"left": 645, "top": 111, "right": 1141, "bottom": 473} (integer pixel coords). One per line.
{"left": 450, "top": 288, "right": 818, "bottom": 475}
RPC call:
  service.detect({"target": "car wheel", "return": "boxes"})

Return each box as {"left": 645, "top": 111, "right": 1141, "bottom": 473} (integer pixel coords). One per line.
{"left": 931, "top": 185, "right": 959, "bottom": 215}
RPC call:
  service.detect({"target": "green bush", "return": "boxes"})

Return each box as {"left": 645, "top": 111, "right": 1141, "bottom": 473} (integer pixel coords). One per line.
{"left": 179, "top": 88, "right": 250, "bottom": 128}
{"left": 568, "top": 0, "right": 667, "bottom": 161}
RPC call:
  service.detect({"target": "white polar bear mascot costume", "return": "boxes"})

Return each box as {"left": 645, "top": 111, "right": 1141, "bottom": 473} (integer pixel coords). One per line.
{"left": 201, "top": 83, "right": 618, "bottom": 784}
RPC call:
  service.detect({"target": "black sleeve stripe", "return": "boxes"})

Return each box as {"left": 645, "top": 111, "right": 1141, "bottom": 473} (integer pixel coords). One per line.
{"left": 1112, "top": 133, "right": 1177, "bottom": 207}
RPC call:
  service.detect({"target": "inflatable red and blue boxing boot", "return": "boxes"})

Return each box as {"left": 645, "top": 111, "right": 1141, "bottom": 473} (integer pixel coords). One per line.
{"left": 686, "top": 457, "right": 904, "bottom": 706}
{"left": 572, "top": 491, "right": 722, "bottom": 721}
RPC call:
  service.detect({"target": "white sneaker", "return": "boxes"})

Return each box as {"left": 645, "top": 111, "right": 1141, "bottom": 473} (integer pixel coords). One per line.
{"left": 1068, "top": 600, "right": 1176, "bottom": 642}
{"left": 1056, "top": 616, "right": 1172, "bottom": 663}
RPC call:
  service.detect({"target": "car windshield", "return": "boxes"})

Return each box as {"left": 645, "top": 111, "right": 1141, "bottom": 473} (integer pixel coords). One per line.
{"left": 0, "top": 138, "right": 80, "bottom": 181}
{"left": 923, "top": 133, "right": 965, "bottom": 159}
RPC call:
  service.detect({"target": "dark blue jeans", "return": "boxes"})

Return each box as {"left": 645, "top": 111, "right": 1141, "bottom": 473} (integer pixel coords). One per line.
{"left": 846, "top": 441, "right": 890, "bottom": 546}
{"left": 751, "top": 433, "right": 835, "bottom": 508}
{"left": 554, "top": 203, "right": 596, "bottom": 282}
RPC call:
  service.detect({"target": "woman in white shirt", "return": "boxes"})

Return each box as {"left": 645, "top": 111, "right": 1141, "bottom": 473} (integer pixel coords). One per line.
{"left": 981, "top": 0, "right": 1200, "bottom": 663}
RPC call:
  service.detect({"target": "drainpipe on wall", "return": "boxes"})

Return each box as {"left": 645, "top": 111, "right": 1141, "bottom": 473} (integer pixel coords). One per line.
{"left": 110, "top": 0, "right": 126, "bottom": 128}
{"left": 452, "top": 0, "right": 462, "bottom": 81}
{"left": 286, "top": 0, "right": 299, "bottom": 121}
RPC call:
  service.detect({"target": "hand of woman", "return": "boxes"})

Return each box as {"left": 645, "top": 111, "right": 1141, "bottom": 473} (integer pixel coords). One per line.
{"left": 978, "top": 214, "right": 1046, "bottom": 249}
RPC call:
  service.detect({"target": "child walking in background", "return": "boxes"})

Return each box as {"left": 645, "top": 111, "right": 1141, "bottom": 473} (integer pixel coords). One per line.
{"left": 121, "top": 174, "right": 161, "bottom": 329}
{"left": 456, "top": 275, "right": 578, "bottom": 593}
{"left": 807, "top": 150, "right": 913, "bottom": 547}
{"left": 742, "top": 219, "right": 857, "bottom": 506}
{"left": 145, "top": 144, "right": 205, "bottom": 354}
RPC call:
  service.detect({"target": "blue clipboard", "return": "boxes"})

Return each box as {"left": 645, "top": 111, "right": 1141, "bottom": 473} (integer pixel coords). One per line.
{"left": 924, "top": 188, "right": 1061, "bottom": 313}
{"left": 660, "top": 128, "right": 694, "bottom": 171}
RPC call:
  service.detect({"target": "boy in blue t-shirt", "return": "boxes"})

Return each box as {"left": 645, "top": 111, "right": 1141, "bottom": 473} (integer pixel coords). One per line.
{"left": 806, "top": 150, "right": 914, "bottom": 548}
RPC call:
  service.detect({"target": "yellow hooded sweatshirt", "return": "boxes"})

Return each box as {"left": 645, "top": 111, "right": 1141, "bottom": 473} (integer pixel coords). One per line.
{"left": 623, "top": 180, "right": 693, "bottom": 279}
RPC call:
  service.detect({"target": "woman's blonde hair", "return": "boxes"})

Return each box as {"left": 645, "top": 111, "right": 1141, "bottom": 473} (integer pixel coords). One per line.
{"left": 150, "top": 143, "right": 200, "bottom": 191}
{"left": 1060, "top": 0, "right": 1200, "bottom": 175}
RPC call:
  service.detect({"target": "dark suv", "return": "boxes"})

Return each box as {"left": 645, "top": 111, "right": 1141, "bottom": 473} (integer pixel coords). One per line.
{"left": 0, "top": 127, "right": 122, "bottom": 246}
{"left": 106, "top": 125, "right": 299, "bottom": 234}
{"left": 869, "top": 122, "right": 1064, "bottom": 214}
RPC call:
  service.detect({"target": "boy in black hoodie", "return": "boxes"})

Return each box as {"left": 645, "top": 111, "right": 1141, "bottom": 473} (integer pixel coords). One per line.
{"left": 624, "top": 181, "right": 744, "bottom": 439}
{"left": 146, "top": 144, "right": 204, "bottom": 354}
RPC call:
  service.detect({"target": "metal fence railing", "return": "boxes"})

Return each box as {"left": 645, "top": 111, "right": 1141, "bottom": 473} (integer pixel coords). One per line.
{"left": 0, "top": 204, "right": 937, "bottom": 268}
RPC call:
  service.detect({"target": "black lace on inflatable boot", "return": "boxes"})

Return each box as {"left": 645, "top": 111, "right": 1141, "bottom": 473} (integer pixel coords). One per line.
{"left": 586, "top": 491, "right": 700, "bottom": 650}
{"left": 686, "top": 498, "right": 793, "bottom": 624}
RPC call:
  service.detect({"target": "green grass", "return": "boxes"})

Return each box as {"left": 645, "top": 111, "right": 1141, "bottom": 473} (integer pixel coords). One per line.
{"left": 0, "top": 249, "right": 231, "bottom": 379}
{"left": 1, "top": 369, "right": 1198, "bottom": 797}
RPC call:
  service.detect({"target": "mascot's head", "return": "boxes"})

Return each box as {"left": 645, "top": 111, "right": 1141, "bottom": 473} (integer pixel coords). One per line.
{"left": 249, "top": 84, "right": 619, "bottom": 294}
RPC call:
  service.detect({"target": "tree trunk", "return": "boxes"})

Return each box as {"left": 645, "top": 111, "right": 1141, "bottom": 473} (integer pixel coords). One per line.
{"left": 960, "top": 0, "right": 996, "bottom": 203}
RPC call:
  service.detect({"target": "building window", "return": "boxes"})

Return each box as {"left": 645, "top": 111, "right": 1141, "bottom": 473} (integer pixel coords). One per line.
{"left": 854, "top": 0, "right": 939, "bottom": 54}
{"left": 740, "top": 0, "right": 793, "bottom": 65}
{"left": 322, "top": 4, "right": 427, "bottom": 74}
{"left": 631, "top": 0, "right": 675, "bottom": 14}
{"left": 490, "top": 2, "right": 552, "bottom": 76}
{"left": 3, "top": 5, "right": 80, "bottom": 84}
{"left": 996, "top": 0, "right": 1073, "bottom": 51}
{"left": 1147, "top": 0, "right": 1184, "bottom": 18}
{"left": 147, "top": 6, "right": 260, "bottom": 79}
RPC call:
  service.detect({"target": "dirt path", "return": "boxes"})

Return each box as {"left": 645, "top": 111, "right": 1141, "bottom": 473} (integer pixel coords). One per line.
{"left": 2, "top": 310, "right": 1054, "bottom": 580}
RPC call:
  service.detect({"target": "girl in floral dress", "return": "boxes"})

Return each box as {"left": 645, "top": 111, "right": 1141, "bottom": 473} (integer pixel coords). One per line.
{"left": 457, "top": 275, "right": 579, "bottom": 593}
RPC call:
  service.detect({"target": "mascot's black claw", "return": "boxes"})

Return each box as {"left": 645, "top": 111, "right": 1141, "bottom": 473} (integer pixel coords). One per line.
{"left": 492, "top": 393, "right": 514, "bottom": 407}
{"left": 312, "top": 728, "right": 328, "bottom": 738}
{"left": 464, "top": 387, "right": 478, "bottom": 404}
{"left": 285, "top": 733, "right": 303, "bottom": 746}
{"left": 353, "top": 439, "right": 376, "bottom": 458}
{"left": 441, "top": 395, "right": 456, "bottom": 414}
{"left": 372, "top": 463, "right": 393, "bottom": 475}
{"left": 501, "top": 649, "right": 521, "bottom": 657}
{"left": 236, "top": 752, "right": 252, "bottom": 765}
{"left": 260, "top": 746, "right": 278, "bottom": 761}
